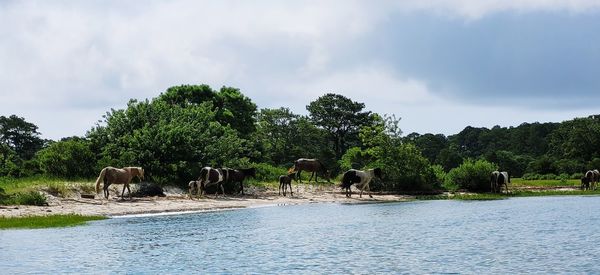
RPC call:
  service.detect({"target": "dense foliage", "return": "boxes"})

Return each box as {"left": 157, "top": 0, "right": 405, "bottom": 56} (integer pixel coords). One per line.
{"left": 2, "top": 83, "right": 600, "bottom": 193}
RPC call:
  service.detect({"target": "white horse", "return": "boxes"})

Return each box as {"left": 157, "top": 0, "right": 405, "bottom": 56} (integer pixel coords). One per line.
{"left": 490, "top": 171, "right": 510, "bottom": 193}
{"left": 340, "top": 168, "right": 382, "bottom": 198}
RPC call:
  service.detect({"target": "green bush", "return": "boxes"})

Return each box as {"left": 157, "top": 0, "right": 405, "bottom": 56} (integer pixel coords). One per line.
{"left": 0, "top": 190, "right": 47, "bottom": 206}
{"left": 35, "top": 138, "right": 96, "bottom": 179}
{"left": 252, "top": 163, "right": 287, "bottom": 182}
{"left": 445, "top": 159, "right": 498, "bottom": 192}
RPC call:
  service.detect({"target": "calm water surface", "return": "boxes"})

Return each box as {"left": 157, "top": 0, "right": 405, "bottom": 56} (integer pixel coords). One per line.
{"left": 1, "top": 196, "right": 600, "bottom": 274}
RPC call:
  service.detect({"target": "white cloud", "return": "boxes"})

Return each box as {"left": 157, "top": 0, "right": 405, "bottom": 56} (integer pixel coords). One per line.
{"left": 1, "top": 0, "right": 599, "bottom": 139}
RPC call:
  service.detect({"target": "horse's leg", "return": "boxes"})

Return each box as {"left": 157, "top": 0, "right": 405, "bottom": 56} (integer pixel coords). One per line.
{"left": 367, "top": 183, "right": 373, "bottom": 198}
{"left": 127, "top": 183, "right": 132, "bottom": 200}
{"left": 121, "top": 184, "right": 126, "bottom": 200}
{"left": 297, "top": 170, "right": 302, "bottom": 183}
{"left": 240, "top": 181, "right": 245, "bottom": 196}
{"left": 279, "top": 181, "right": 282, "bottom": 195}
{"left": 289, "top": 183, "right": 293, "bottom": 196}
{"left": 104, "top": 181, "right": 110, "bottom": 199}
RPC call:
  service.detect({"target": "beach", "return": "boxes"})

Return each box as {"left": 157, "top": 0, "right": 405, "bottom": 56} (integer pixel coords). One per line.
{"left": 0, "top": 185, "right": 412, "bottom": 218}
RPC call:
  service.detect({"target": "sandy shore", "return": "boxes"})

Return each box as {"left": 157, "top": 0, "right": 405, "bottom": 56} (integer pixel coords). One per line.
{"left": 0, "top": 185, "right": 413, "bottom": 218}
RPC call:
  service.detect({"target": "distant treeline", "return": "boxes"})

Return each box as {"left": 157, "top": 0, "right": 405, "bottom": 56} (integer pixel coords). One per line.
{"left": 406, "top": 115, "right": 600, "bottom": 178}
{"left": 1, "top": 84, "right": 599, "bottom": 192}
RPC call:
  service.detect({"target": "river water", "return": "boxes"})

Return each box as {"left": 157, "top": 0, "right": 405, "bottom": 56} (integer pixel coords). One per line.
{"left": 1, "top": 196, "right": 599, "bottom": 274}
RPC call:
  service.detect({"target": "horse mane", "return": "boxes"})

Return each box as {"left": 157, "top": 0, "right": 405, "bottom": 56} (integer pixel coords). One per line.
{"left": 288, "top": 165, "right": 296, "bottom": 173}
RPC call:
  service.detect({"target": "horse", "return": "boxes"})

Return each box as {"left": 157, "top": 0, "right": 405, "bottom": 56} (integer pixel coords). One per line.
{"left": 490, "top": 171, "right": 510, "bottom": 193}
{"left": 95, "top": 166, "right": 144, "bottom": 200}
{"left": 290, "top": 158, "right": 330, "bottom": 184}
{"left": 192, "top": 167, "right": 225, "bottom": 198}
{"left": 581, "top": 177, "right": 591, "bottom": 190}
{"left": 583, "top": 170, "right": 600, "bottom": 190}
{"left": 222, "top": 168, "right": 256, "bottom": 195}
{"left": 279, "top": 171, "right": 298, "bottom": 196}
{"left": 340, "top": 168, "right": 382, "bottom": 198}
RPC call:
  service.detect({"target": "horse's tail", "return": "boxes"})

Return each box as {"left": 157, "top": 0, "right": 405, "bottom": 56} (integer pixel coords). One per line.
{"left": 95, "top": 167, "right": 108, "bottom": 194}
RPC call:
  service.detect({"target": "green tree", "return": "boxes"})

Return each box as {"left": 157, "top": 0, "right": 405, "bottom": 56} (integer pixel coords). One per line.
{"left": 0, "top": 143, "right": 21, "bottom": 177}
{"left": 340, "top": 114, "right": 436, "bottom": 191}
{"left": 405, "top": 133, "right": 448, "bottom": 163}
{"left": 307, "top": 93, "right": 374, "bottom": 159}
{"left": 36, "top": 137, "right": 96, "bottom": 178}
{"left": 255, "top": 107, "right": 331, "bottom": 167}
{"left": 157, "top": 84, "right": 257, "bottom": 138}
{"left": 547, "top": 116, "right": 600, "bottom": 162}
{"left": 88, "top": 96, "right": 250, "bottom": 186}
{"left": 0, "top": 115, "right": 45, "bottom": 160}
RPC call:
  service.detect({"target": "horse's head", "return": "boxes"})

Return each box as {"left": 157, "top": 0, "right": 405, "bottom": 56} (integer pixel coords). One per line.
{"left": 373, "top": 168, "right": 383, "bottom": 180}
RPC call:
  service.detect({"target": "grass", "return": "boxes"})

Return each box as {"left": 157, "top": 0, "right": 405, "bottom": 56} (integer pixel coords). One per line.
{"left": 0, "top": 214, "right": 106, "bottom": 230}
{"left": 511, "top": 177, "right": 580, "bottom": 187}
{"left": 0, "top": 176, "right": 95, "bottom": 196}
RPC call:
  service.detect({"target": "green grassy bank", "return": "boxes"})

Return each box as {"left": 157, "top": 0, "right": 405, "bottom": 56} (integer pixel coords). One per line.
{"left": 0, "top": 214, "right": 106, "bottom": 230}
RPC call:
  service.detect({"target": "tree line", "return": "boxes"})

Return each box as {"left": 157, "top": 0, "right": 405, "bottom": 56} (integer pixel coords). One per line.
{"left": 1, "top": 84, "right": 600, "bottom": 192}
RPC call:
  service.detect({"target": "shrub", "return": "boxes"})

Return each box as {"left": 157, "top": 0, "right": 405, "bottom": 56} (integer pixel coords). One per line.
{"left": 445, "top": 159, "right": 498, "bottom": 192}
{"left": 252, "top": 163, "right": 287, "bottom": 182}
{"left": 0, "top": 191, "right": 48, "bottom": 206}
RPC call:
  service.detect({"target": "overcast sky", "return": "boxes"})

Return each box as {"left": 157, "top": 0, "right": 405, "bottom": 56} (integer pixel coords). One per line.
{"left": 2, "top": 0, "right": 600, "bottom": 140}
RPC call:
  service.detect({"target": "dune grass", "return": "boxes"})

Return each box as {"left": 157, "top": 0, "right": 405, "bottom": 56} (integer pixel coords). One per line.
{"left": 0, "top": 214, "right": 106, "bottom": 230}
{"left": 0, "top": 176, "right": 94, "bottom": 194}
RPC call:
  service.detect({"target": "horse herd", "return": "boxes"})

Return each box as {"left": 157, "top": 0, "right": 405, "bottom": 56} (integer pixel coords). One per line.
{"left": 94, "top": 158, "right": 383, "bottom": 200}
{"left": 93, "top": 160, "right": 600, "bottom": 200}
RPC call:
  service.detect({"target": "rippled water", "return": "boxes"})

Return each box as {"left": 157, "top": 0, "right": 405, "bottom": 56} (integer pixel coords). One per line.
{"left": 2, "top": 196, "right": 600, "bottom": 274}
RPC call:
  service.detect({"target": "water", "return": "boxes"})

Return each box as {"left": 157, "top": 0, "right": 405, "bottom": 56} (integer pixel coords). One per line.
{"left": 1, "top": 196, "right": 600, "bottom": 274}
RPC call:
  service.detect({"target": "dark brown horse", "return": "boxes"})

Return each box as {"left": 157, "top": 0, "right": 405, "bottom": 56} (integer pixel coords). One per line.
{"left": 95, "top": 166, "right": 144, "bottom": 200}
{"left": 222, "top": 168, "right": 256, "bottom": 195}
{"left": 279, "top": 171, "right": 297, "bottom": 196}
{"left": 290, "top": 158, "right": 330, "bottom": 183}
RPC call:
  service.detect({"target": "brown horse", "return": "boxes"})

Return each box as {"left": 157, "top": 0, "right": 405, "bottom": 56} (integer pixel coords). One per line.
{"left": 222, "top": 168, "right": 256, "bottom": 195}
{"left": 279, "top": 171, "right": 298, "bottom": 196}
{"left": 95, "top": 167, "right": 144, "bottom": 200}
{"left": 290, "top": 158, "right": 330, "bottom": 184}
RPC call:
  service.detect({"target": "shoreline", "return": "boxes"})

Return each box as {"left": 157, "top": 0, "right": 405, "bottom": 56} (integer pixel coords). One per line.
{"left": 0, "top": 185, "right": 414, "bottom": 218}
{"left": 0, "top": 184, "right": 588, "bottom": 218}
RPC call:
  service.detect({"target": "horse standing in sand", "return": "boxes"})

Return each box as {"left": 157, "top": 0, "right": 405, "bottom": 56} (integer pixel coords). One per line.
{"left": 289, "top": 158, "right": 330, "bottom": 184}
{"left": 582, "top": 170, "right": 600, "bottom": 190}
{"left": 222, "top": 168, "right": 256, "bottom": 195}
{"left": 340, "top": 168, "right": 382, "bottom": 198}
{"left": 490, "top": 171, "right": 510, "bottom": 193}
{"left": 279, "top": 171, "right": 298, "bottom": 196}
{"left": 189, "top": 167, "right": 225, "bottom": 198}
{"left": 95, "top": 167, "right": 144, "bottom": 200}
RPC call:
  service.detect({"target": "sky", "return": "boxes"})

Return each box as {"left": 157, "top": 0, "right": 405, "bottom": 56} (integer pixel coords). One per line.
{"left": 1, "top": 0, "right": 600, "bottom": 140}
